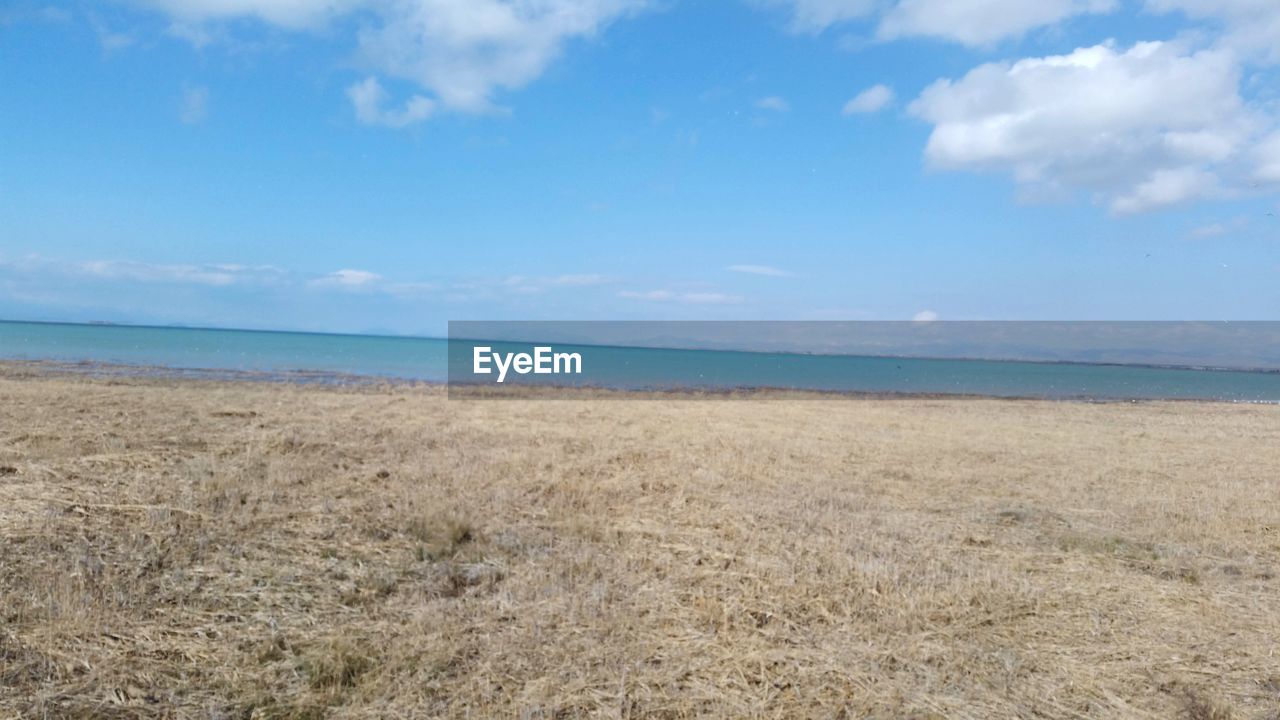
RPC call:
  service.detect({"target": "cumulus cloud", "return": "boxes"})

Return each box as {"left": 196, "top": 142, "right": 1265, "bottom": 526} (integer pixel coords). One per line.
{"left": 619, "top": 290, "right": 743, "bottom": 304}
{"left": 879, "top": 0, "right": 1116, "bottom": 46}
{"left": 1111, "top": 167, "right": 1220, "bottom": 214}
{"left": 842, "top": 84, "right": 893, "bottom": 114}
{"left": 346, "top": 77, "right": 435, "bottom": 127}
{"left": 727, "top": 264, "right": 794, "bottom": 277}
{"left": 1254, "top": 131, "right": 1280, "bottom": 183}
{"left": 755, "top": 96, "right": 790, "bottom": 112}
{"left": 134, "top": 0, "right": 648, "bottom": 116}
{"left": 910, "top": 40, "right": 1273, "bottom": 213}
{"left": 912, "top": 309, "right": 939, "bottom": 322}
{"left": 1146, "top": 0, "right": 1280, "bottom": 64}
{"left": 180, "top": 85, "right": 209, "bottom": 124}
{"left": 354, "top": 0, "right": 646, "bottom": 113}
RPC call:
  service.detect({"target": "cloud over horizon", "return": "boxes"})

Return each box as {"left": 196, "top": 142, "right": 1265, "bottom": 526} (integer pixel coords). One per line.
{"left": 619, "top": 289, "right": 744, "bottom": 304}
{"left": 310, "top": 268, "right": 384, "bottom": 288}
{"left": 727, "top": 264, "right": 794, "bottom": 277}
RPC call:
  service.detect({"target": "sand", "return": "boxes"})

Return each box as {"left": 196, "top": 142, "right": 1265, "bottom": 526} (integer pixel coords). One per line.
{"left": 1, "top": 362, "right": 1278, "bottom": 718}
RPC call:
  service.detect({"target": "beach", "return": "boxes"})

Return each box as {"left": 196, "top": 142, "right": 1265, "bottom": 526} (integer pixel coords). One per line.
{"left": 2, "top": 362, "right": 1278, "bottom": 718}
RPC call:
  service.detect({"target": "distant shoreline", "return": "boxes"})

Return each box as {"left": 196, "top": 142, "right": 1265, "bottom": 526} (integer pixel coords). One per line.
{"left": 447, "top": 335, "right": 1280, "bottom": 376}
{"left": 4, "top": 317, "right": 1280, "bottom": 375}
{"left": 0, "top": 358, "right": 421, "bottom": 387}
{"left": 3, "top": 359, "right": 1276, "bottom": 405}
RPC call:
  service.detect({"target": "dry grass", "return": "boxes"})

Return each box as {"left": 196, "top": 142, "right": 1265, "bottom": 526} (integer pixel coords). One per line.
{"left": 1, "top": 363, "right": 1278, "bottom": 718}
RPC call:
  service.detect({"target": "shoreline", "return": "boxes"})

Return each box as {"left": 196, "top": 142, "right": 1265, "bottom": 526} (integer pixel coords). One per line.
{"left": 2, "top": 358, "right": 1276, "bottom": 405}
{"left": 0, "top": 358, "right": 434, "bottom": 387}
{"left": 6, "top": 317, "right": 1280, "bottom": 374}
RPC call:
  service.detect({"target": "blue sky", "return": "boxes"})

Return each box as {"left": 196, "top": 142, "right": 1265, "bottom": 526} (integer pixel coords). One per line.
{"left": 2, "top": 0, "right": 1278, "bottom": 335}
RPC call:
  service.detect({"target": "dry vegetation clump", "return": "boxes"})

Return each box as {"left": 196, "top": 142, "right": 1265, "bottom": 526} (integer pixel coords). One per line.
{"left": 1, "top": 363, "right": 1278, "bottom": 718}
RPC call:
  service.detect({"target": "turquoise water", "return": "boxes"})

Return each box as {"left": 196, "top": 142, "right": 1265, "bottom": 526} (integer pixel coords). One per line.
{"left": 0, "top": 321, "right": 450, "bottom": 381}
{"left": 3, "top": 320, "right": 1280, "bottom": 402}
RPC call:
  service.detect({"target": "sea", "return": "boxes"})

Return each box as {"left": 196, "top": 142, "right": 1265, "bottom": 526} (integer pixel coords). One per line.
{"left": 2, "top": 319, "right": 1279, "bottom": 402}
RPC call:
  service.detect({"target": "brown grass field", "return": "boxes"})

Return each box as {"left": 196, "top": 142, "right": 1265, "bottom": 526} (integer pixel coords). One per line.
{"left": 1, "top": 362, "right": 1278, "bottom": 719}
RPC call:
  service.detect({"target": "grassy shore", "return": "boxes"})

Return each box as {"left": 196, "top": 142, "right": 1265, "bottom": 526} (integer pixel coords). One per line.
{"left": 1, "top": 364, "right": 1278, "bottom": 718}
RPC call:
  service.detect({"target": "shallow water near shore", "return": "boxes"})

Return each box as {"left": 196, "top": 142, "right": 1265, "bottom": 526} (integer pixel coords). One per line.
{"left": 3, "top": 319, "right": 1280, "bottom": 401}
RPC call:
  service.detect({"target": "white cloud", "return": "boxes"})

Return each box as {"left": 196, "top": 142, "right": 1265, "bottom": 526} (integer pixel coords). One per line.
{"left": 548, "top": 273, "right": 611, "bottom": 286}
{"left": 382, "top": 281, "right": 438, "bottom": 298}
{"left": 763, "top": 0, "right": 878, "bottom": 34}
{"left": 681, "top": 292, "right": 742, "bottom": 304}
{"left": 912, "top": 309, "right": 939, "bottom": 322}
{"left": 311, "top": 268, "right": 383, "bottom": 288}
{"left": 879, "top": 0, "right": 1116, "bottom": 46}
{"left": 91, "top": 18, "right": 136, "bottom": 52}
{"left": 82, "top": 260, "right": 236, "bottom": 285}
{"left": 764, "top": 0, "right": 1112, "bottom": 43}
{"left": 1146, "top": 0, "right": 1280, "bottom": 64}
{"left": 131, "top": 0, "right": 363, "bottom": 30}
{"left": 619, "top": 289, "right": 670, "bottom": 300}
{"left": 2, "top": 255, "right": 627, "bottom": 311}
{"left": 755, "top": 96, "right": 790, "bottom": 112}
{"left": 619, "top": 290, "right": 743, "bottom": 304}
{"left": 346, "top": 77, "right": 435, "bottom": 127}
{"left": 443, "top": 272, "right": 613, "bottom": 299}
{"left": 1188, "top": 215, "right": 1249, "bottom": 239}
{"left": 134, "top": 0, "right": 648, "bottom": 115}
{"left": 77, "top": 259, "right": 281, "bottom": 286}
{"left": 1190, "top": 222, "right": 1226, "bottom": 238}
{"left": 1111, "top": 167, "right": 1219, "bottom": 214}
{"left": 910, "top": 40, "right": 1272, "bottom": 213}
{"left": 180, "top": 85, "right": 209, "bottom": 124}
{"left": 355, "top": 0, "right": 647, "bottom": 113}
{"left": 1254, "top": 131, "right": 1280, "bottom": 183}
{"left": 842, "top": 84, "right": 893, "bottom": 114}
{"left": 727, "top": 264, "right": 794, "bottom": 277}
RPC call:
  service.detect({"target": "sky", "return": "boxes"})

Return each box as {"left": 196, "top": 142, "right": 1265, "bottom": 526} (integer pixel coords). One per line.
{"left": 1, "top": 0, "right": 1279, "bottom": 335}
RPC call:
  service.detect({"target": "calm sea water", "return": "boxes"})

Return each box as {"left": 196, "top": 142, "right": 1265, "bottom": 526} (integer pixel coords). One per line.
{"left": 3, "top": 320, "right": 1279, "bottom": 402}
{"left": 0, "top": 321, "right": 450, "bottom": 381}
